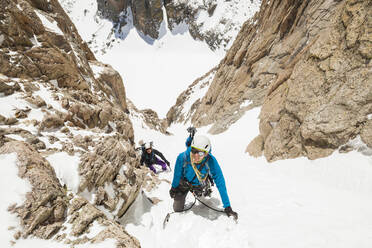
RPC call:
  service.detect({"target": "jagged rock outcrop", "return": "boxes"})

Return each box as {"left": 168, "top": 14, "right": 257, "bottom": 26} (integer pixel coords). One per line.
{"left": 0, "top": 0, "right": 160, "bottom": 246}
{"left": 89, "top": 61, "right": 128, "bottom": 112}
{"left": 164, "top": 0, "right": 236, "bottom": 49}
{"left": 96, "top": 0, "right": 128, "bottom": 24}
{"left": 132, "top": 0, "right": 163, "bottom": 39}
{"left": 361, "top": 120, "right": 372, "bottom": 149}
{"left": 0, "top": 142, "right": 140, "bottom": 247}
{"left": 164, "top": 0, "right": 214, "bottom": 44}
{"left": 97, "top": 0, "right": 164, "bottom": 39}
{"left": 78, "top": 135, "right": 150, "bottom": 218}
{"left": 1, "top": 141, "right": 67, "bottom": 238}
{"left": 128, "top": 99, "right": 170, "bottom": 134}
{"left": 166, "top": 67, "right": 217, "bottom": 126}
{"left": 0, "top": 0, "right": 95, "bottom": 89}
{"left": 169, "top": 0, "right": 371, "bottom": 162}
{"left": 95, "top": 0, "right": 261, "bottom": 50}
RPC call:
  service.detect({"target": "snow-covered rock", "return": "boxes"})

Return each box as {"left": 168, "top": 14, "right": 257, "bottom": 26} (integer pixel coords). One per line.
{"left": 168, "top": 0, "right": 372, "bottom": 162}
{"left": 60, "top": 0, "right": 261, "bottom": 51}
{"left": 0, "top": 0, "right": 160, "bottom": 246}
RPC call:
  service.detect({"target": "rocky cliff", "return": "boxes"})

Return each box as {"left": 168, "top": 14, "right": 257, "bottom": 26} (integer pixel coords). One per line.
{"left": 167, "top": 0, "right": 371, "bottom": 162}
{"left": 0, "top": 0, "right": 157, "bottom": 246}
{"left": 97, "top": 0, "right": 164, "bottom": 39}
{"left": 95, "top": 0, "right": 261, "bottom": 50}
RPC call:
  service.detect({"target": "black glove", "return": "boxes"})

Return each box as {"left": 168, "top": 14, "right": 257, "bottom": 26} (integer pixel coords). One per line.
{"left": 187, "top": 127, "right": 197, "bottom": 137}
{"left": 169, "top": 187, "right": 178, "bottom": 198}
{"left": 224, "top": 206, "right": 238, "bottom": 220}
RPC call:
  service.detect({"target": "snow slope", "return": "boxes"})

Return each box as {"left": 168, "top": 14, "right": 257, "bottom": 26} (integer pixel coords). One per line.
{"left": 125, "top": 107, "right": 372, "bottom": 248}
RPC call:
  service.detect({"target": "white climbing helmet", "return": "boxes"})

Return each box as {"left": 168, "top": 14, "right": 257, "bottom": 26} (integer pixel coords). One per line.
{"left": 144, "top": 142, "right": 152, "bottom": 149}
{"left": 191, "top": 135, "right": 211, "bottom": 153}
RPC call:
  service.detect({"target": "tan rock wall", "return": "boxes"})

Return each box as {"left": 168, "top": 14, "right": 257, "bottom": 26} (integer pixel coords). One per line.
{"left": 0, "top": 141, "right": 67, "bottom": 238}
{"left": 0, "top": 142, "right": 141, "bottom": 246}
{"left": 90, "top": 60, "right": 128, "bottom": 112}
{"left": 97, "top": 0, "right": 164, "bottom": 39}
{"left": 174, "top": 0, "right": 371, "bottom": 161}
{"left": 132, "top": 0, "right": 163, "bottom": 39}
{"left": 0, "top": 0, "right": 149, "bottom": 246}
{"left": 0, "top": 0, "right": 93, "bottom": 88}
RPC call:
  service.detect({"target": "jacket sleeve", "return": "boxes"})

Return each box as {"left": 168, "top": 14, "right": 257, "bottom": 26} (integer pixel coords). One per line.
{"left": 185, "top": 136, "right": 192, "bottom": 147}
{"left": 154, "top": 149, "right": 167, "bottom": 162}
{"left": 171, "top": 153, "right": 184, "bottom": 188}
{"left": 209, "top": 155, "right": 231, "bottom": 208}
{"left": 140, "top": 152, "right": 145, "bottom": 165}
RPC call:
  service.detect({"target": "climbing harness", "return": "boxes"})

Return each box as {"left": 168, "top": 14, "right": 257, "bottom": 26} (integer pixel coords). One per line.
{"left": 163, "top": 150, "right": 225, "bottom": 228}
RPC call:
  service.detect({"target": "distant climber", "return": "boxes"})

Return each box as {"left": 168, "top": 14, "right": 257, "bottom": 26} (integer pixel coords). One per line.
{"left": 140, "top": 142, "right": 170, "bottom": 173}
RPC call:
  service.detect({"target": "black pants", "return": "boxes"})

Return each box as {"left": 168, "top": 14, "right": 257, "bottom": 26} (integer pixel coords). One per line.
{"left": 173, "top": 179, "right": 205, "bottom": 212}
{"left": 173, "top": 190, "right": 189, "bottom": 212}
{"left": 173, "top": 179, "right": 191, "bottom": 212}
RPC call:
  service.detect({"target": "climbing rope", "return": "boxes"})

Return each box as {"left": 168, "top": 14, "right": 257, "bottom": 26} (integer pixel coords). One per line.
{"left": 193, "top": 194, "right": 225, "bottom": 213}
{"left": 163, "top": 196, "right": 196, "bottom": 228}
{"left": 163, "top": 192, "right": 225, "bottom": 228}
{"left": 190, "top": 153, "right": 208, "bottom": 184}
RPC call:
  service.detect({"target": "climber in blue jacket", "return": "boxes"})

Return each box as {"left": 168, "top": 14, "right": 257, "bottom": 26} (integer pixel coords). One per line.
{"left": 169, "top": 132, "right": 238, "bottom": 219}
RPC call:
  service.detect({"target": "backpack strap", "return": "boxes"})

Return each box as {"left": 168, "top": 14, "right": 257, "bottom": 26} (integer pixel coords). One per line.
{"left": 183, "top": 152, "right": 210, "bottom": 185}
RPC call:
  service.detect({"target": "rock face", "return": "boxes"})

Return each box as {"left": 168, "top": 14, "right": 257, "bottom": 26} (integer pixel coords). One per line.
{"left": 132, "top": 0, "right": 163, "bottom": 39}
{"left": 97, "top": 0, "right": 164, "bottom": 39}
{"left": 128, "top": 99, "right": 170, "bottom": 134}
{"left": 0, "top": 142, "right": 140, "bottom": 247}
{"left": 97, "top": 0, "right": 129, "bottom": 24}
{"left": 166, "top": 67, "right": 218, "bottom": 127}
{"left": 168, "top": 0, "right": 371, "bottom": 162}
{"left": 0, "top": 0, "right": 95, "bottom": 89}
{"left": 95, "top": 0, "right": 261, "bottom": 50}
{"left": 89, "top": 61, "right": 128, "bottom": 112}
{"left": 361, "top": 120, "right": 372, "bottom": 149}
{"left": 0, "top": 141, "right": 67, "bottom": 238}
{"left": 0, "top": 0, "right": 159, "bottom": 246}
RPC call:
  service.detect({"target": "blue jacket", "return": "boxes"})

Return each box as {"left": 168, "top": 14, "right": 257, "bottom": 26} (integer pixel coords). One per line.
{"left": 171, "top": 146, "right": 231, "bottom": 208}
{"left": 185, "top": 136, "right": 193, "bottom": 147}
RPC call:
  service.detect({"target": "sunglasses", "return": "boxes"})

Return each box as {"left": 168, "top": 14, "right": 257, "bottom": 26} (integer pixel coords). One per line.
{"left": 191, "top": 147, "right": 206, "bottom": 156}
